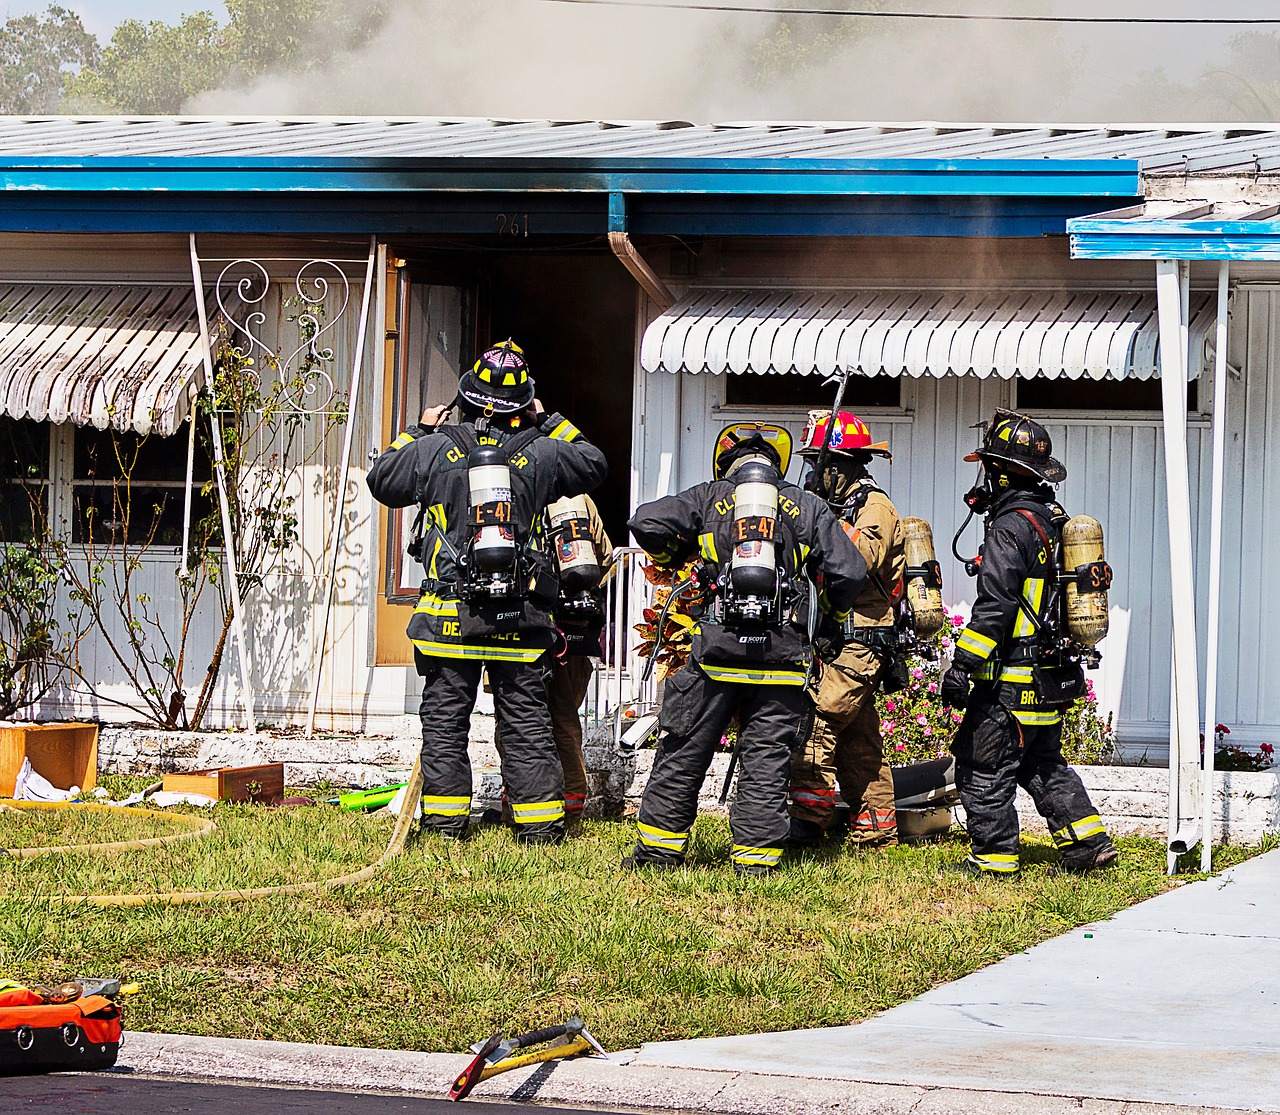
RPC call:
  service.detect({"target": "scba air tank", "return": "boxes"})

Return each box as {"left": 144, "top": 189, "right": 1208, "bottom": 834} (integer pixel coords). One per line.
{"left": 902, "top": 517, "right": 945, "bottom": 638}
{"left": 729, "top": 460, "right": 780, "bottom": 601}
{"left": 1063, "top": 515, "right": 1110, "bottom": 646}
{"left": 468, "top": 444, "right": 516, "bottom": 573}
{"left": 547, "top": 495, "right": 602, "bottom": 594}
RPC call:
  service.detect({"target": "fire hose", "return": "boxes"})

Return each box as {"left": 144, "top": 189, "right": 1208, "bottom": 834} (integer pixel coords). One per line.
{"left": 0, "top": 758, "right": 424, "bottom": 907}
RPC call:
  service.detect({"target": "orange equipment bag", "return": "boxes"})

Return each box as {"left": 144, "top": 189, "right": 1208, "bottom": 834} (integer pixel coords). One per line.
{"left": 0, "top": 991, "right": 122, "bottom": 1074}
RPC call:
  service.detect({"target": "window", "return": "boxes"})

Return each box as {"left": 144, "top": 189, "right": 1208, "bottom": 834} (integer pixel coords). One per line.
{"left": 723, "top": 372, "right": 901, "bottom": 410}
{"left": 72, "top": 427, "right": 213, "bottom": 547}
{"left": 0, "top": 418, "right": 49, "bottom": 541}
{"left": 1016, "top": 377, "right": 1199, "bottom": 413}
{"left": 385, "top": 276, "right": 474, "bottom": 603}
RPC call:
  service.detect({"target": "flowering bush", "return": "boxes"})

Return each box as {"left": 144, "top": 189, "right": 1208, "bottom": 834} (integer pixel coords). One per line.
{"left": 632, "top": 559, "right": 706, "bottom": 682}
{"left": 877, "top": 612, "right": 1116, "bottom": 767}
{"left": 1201, "top": 724, "right": 1275, "bottom": 772}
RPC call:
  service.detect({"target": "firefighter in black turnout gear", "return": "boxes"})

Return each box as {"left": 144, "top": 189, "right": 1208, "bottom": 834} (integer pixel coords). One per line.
{"left": 942, "top": 411, "right": 1118, "bottom": 877}
{"left": 626, "top": 423, "right": 867, "bottom": 875}
{"left": 367, "top": 341, "right": 607, "bottom": 844}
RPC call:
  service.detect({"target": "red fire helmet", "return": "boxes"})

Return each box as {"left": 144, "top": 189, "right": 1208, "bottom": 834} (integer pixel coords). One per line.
{"left": 799, "top": 409, "right": 891, "bottom": 460}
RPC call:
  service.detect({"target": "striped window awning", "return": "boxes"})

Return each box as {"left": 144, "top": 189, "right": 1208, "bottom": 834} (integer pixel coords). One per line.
{"left": 641, "top": 288, "right": 1216, "bottom": 381}
{"left": 0, "top": 284, "right": 209, "bottom": 437}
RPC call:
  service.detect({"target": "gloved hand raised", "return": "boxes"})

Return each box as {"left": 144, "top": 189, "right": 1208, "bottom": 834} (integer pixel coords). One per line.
{"left": 940, "top": 665, "right": 971, "bottom": 710}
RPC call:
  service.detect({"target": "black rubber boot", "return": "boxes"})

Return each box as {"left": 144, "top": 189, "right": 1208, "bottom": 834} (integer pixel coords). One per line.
{"left": 621, "top": 854, "right": 681, "bottom": 873}
{"left": 733, "top": 862, "right": 777, "bottom": 878}
{"left": 784, "top": 817, "right": 827, "bottom": 848}
{"left": 1058, "top": 839, "right": 1120, "bottom": 875}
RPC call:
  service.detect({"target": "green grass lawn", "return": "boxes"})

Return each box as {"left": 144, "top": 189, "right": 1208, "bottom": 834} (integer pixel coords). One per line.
{"left": 0, "top": 786, "right": 1266, "bottom": 1053}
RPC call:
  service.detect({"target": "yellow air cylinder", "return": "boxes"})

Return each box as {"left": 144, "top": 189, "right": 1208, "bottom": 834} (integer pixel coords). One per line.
{"left": 1063, "top": 515, "right": 1110, "bottom": 645}
{"left": 902, "top": 517, "right": 945, "bottom": 638}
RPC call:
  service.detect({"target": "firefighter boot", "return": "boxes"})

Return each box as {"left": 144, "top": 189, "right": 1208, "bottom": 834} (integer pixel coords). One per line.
{"left": 784, "top": 817, "right": 827, "bottom": 848}
{"left": 1058, "top": 838, "right": 1120, "bottom": 874}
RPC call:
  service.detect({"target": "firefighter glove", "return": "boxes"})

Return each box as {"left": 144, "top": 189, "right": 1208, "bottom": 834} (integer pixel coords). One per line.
{"left": 941, "top": 665, "right": 971, "bottom": 710}
{"left": 813, "top": 616, "right": 846, "bottom": 663}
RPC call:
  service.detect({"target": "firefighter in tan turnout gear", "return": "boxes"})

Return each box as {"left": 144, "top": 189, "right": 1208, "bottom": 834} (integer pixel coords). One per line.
{"left": 625, "top": 423, "right": 866, "bottom": 875}
{"left": 366, "top": 340, "right": 607, "bottom": 845}
{"left": 942, "top": 410, "right": 1118, "bottom": 877}
{"left": 789, "top": 411, "right": 905, "bottom": 849}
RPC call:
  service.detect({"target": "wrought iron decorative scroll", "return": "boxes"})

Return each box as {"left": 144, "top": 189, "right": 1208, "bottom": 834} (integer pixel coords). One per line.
{"left": 214, "top": 258, "right": 353, "bottom": 416}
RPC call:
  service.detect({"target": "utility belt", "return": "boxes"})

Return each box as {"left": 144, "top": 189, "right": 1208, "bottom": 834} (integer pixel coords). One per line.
{"left": 843, "top": 622, "right": 898, "bottom": 657}
{"left": 974, "top": 637, "right": 1086, "bottom": 707}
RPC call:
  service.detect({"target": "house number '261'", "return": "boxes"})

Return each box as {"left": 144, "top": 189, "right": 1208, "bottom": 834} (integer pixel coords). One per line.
{"left": 496, "top": 213, "right": 529, "bottom": 236}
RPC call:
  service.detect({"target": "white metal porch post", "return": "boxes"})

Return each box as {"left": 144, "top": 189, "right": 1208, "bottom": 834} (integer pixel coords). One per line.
{"left": 1155, "top": 258, "right": 1202, "bottom": 873}
{"left": 190, "top": 234, "right": 257, "bottom": 731}
{"left": 1200, "top": 262, "right": 1231, "bottom": 872}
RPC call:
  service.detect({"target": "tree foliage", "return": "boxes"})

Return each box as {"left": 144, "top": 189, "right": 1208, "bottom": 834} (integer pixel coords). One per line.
{"left": 0, "top": 4, "right": 97, "bottom": 114}
{"left": 64, "top": 0, "right": 386, "bottom": 114}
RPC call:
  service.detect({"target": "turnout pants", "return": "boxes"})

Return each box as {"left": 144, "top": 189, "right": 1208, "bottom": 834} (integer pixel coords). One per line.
{"left": 495, "top": 654, "right": 593, "bottom": 819}
{"left": 632, "top": 662, "right": 812, "bottom": 871}
{"left": 951, "top": 690, "right": 1110, "bottom": 874}
{"left": 790, "top": 642, "right": 897, "bottom": 844}
{"left": 418, "top": 657, "right": 565, "bottom": 843}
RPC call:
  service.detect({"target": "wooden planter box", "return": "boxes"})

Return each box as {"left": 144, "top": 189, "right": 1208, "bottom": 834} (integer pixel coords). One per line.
{"left": 0, "top": 722, "right": 99, "bottom": 798}
{"left": 162, "top": 763, "right": 285, "bottom": 804}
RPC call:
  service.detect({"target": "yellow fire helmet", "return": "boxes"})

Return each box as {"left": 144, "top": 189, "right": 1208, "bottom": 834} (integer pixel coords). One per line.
{"left": 711, "top": 422, "right": 793, "bottom": 481}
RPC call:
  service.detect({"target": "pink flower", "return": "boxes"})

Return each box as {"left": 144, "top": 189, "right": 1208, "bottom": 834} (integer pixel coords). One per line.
{"left": 951, "top": 711, "right": 963, "bottom": 723}
{"left": 894, "top": 742, "right": 905, "bottom": 752}
{"left": 1216, "top": 723, "right": 1231, "bottom": 736}
{"left": 928, "top": 682, "right": 938, "bottom": 694}
{"left": 923, "top": 726, "right": 933, "bottom": 737}
{"left": 1261, "top": 742, "right": 1275, "bottom": 757}
{"left": 951, "top": 615, "right": 964, "bottom": 628}
{"left": 885, "top": 699, "right": 897, "bottom": 713}
{"left": 941, "top": 636, "right": 953, "bottom": 650}
{"left": 916, "top": 713, "right": 928, "bottom": 727}
{"left": 912, "top": 667, "right": 924, "bottom": 680}
{"left": 883, "top": 720, "right": 896, "bottom": 734}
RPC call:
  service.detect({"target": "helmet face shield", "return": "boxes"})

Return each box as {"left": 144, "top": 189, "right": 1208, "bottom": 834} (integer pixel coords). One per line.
{"left": 712, "top": 422, "right": 793, "bottom": 480}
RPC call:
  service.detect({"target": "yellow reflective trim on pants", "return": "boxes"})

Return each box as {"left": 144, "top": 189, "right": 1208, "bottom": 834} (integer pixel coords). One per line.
{"left": 422, "top": 795, "right": 470, "bottom": 817}
{"left": 414, "top": 593, "right": 460, "bottom": 617}
{"left": 511, "top": 800, "right": 566, "bottom": 824}
{"left": 410, "top": 640, "right": 545, "bottom": 663}
{"left": 956, "top": 627, "right": 997, "bottom": 660}
{"left": 1014, "top": 578, "right": 1045, "bottom": 637}
{"left": 548, "top": 419, "right": 580, "bottom": 442}
{"left": 1053, "top": 814, "right": 1106, "bottom": 846}
{"left": 1011, "top": 708, "right": 1062, "bottom": 726}
{"left": 731, "top": 845, "right": 782, "bottom": 866}
{"left": 390, "top": 432, "right": 415, "bottom": 450}
{"left": 698, "top": 532, "right": 720, "bottom": 563}
{"left": 637, "top": 821, "right": 689, "bottom": 852}
{"left": 700, "top": 663, "right": 807, "bottom": 686}
{"left": 970, "top": 852, "right": 1020, "bottom": 873}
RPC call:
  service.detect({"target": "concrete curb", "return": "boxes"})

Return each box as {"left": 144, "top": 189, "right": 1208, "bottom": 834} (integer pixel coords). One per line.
{"left": 114, "top": 1031, "right": 1275, "bottom": 1115}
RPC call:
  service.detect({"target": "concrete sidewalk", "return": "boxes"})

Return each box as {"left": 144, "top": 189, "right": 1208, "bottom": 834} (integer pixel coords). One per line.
{"left": 115, "top": 849, "right": 1280, "bottom": 1114}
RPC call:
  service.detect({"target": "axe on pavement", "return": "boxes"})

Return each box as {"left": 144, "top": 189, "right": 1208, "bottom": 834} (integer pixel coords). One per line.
{"left": 448, "top": 1015, "right": 607, "bottom": 1101}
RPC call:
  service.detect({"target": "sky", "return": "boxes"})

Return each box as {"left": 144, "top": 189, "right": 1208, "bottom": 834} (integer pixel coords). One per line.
{"left": 2, "top": 1, "right": 227, "bottom": 39}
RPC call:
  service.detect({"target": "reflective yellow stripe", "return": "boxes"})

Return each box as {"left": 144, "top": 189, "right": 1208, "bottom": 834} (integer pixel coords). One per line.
{"left": 1013, "top": 577, "right": 1046, "bottom": 637}
{"left": 974, "top": 660, "right": 997, "bottom": 682}
{"left": 956, "top": 627, "right": 997, "bottom": 660}
{"left": 698, "top": 532, "right": 719, "bottom": 563}
{"left": 1053, "top": 814, "right": 1106, "bottom": 846}
{"left": 970, "top": 852, "right": 1020, "bottom": 873}
{"left": 1011, "top": 708, "right": 1062, "bottom": 726}
{"left": 637, "top": 821, "right": 689, "bottom": 852}
{"left": 390, "top": 432, "right": 415, "bottom": 451}
{"left": 818, "top": 589, "right": 850, "bottom": 623}
{"left": 731, "top": 845, "right": 782, "bottom": 866}
{"left": 427, "top": 536, "right": 442, "bottom": 580}
{"left": 410, "top": 640, "right": 544, "bottom": 663}
{"left": 422, "top": 795, "right": 470, "bottom": 817}
{"left": 998, "top": 666, "right": 1034, "bottom": 683}
{"left": 511, "top": 800, "right": 566, "bottom": 824}
{"left": 413, "top": 593, "right": 460, "bottom": 617}
{"left": 700, "top": 663, "right": 807, "bottom": 686}
{"left": 548, "top": 419, "right": 580, "bottom": 442}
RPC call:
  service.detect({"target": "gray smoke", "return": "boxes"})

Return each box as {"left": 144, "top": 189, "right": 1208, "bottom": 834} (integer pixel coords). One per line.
{"left": 184, "top": 0, "right": 1272, "bottom": 122}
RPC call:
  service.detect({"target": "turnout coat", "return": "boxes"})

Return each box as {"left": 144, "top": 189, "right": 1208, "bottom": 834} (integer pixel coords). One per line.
{"left": 367, "top": 411, "right": 607, "bottom": 665}
{"left": 629, "top": 477, "right": 866, "bottom": 685}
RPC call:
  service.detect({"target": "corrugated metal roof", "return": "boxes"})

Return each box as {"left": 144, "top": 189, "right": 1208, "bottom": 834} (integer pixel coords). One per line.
{"left": 0, "top": 117, "right": 1278, "bottom": 175}
{"left": 641, "top": 288, "right": 1215, "bottom": 381}
{"left": 0, "top": 284, "right": 204, "bottom": 437}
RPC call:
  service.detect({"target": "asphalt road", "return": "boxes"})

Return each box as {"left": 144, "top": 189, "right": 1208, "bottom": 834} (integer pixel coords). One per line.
{"left": 8, "top": 1074, "right": 639, "bottom": 1113}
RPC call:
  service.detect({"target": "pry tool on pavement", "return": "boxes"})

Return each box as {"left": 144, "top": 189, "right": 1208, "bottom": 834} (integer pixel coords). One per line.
{"left": 448, "top": 1016, "right": 606, "bottom": 1101}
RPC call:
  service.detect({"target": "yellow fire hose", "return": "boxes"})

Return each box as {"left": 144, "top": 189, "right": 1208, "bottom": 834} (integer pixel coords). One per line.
{"left": 0, "top": 758, "right": 424, "bottom": 907}
{"left": 1, "top": 800, "right": 216, "bottom": 860}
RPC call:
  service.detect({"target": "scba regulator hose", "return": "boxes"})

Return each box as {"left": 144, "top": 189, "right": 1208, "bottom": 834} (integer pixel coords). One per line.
{"left": 0, "top": 759, "right": 424, "bottom": 908}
